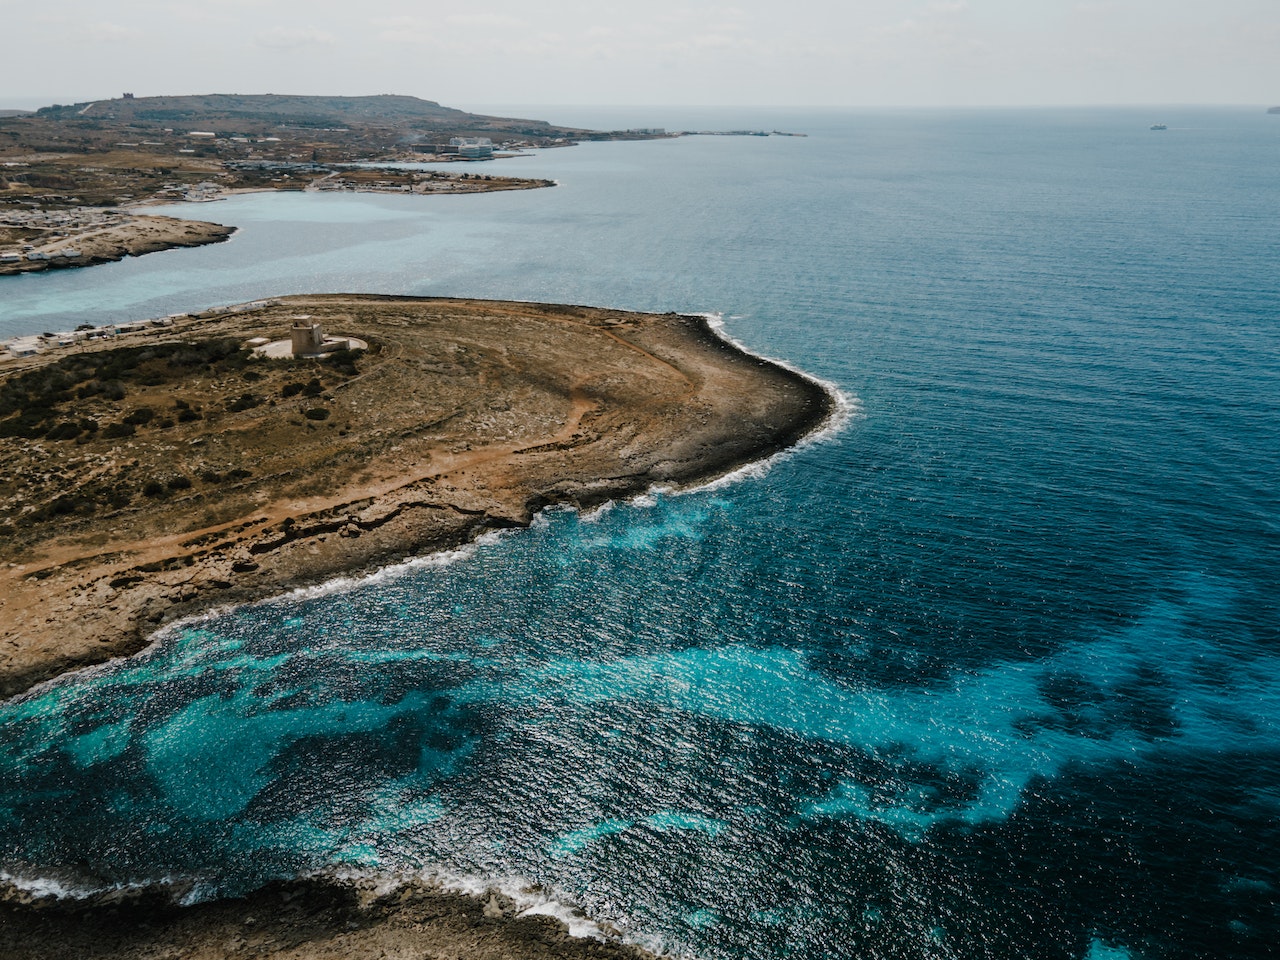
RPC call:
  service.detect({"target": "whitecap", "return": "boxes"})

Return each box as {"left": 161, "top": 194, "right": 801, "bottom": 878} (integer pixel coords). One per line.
{"left": 323, "top": 865, "right": 619, "bottom": 943}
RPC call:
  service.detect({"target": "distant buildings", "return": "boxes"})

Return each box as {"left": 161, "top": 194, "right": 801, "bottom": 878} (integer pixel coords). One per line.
{"left": 3, "top": 314, "right": 190, "bottom": 360}
{"left": 422, "top": 137, "right": 494, "bottom": 159}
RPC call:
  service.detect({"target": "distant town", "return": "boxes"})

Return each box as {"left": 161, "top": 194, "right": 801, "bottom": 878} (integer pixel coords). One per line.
{"left": 0, "top": 94, "right": 803, "bottom": 278}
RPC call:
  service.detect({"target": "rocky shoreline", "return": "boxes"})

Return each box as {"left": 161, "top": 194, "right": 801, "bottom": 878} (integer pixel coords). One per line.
{"left": 0, "top": 874, "right": 661, "bottom": 960}
{"left": 0, "top": 295, "right": 835, "bottom": 958}
{"left": 1, "top": 295, "right": 835, "bottom": 700}
{"left": 0, "top": 215, "right": 234, "bottom": 275}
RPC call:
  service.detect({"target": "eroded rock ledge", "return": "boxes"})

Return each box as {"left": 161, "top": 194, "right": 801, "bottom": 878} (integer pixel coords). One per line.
{"left": 0, "top": 874, "right": 659, "bottom": 960}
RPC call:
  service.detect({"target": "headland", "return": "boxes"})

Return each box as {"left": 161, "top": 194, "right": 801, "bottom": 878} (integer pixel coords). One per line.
{"left": 0, "top": 294, "right": 834, "bottom": 700}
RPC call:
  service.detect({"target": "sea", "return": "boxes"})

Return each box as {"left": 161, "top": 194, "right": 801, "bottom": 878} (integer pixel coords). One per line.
{"left": 1, "top": 106, "right": 1278, "bottom": 960}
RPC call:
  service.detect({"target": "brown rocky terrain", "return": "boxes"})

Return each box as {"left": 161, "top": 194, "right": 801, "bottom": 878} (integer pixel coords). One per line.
{"left": 0, "top": 295, "right": 834, "bottom": 700}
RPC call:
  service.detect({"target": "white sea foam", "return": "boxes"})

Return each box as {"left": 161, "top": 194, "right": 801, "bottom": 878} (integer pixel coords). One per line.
{"left": 265, "top": 538, "right": 492, "bottom": 604}
{"left": 0, "top": 870, "right": 87, "bottom": 900}
{"left": 323, "top": 865, "right": 624, "bottom": 943}
{"left": 0, "top": 863, "right": 659, "bottom": 952}
{"left": 148, "top": 529, "right": 514, "bottom": 637}
{"left": 671, "top": 311, "right": 860, "bottom": 495}
{"left": 579, "top": 499, "right": 617, "bottom": 522}
{"left": 0, "top": 869, "right": 194, "bottom": 903}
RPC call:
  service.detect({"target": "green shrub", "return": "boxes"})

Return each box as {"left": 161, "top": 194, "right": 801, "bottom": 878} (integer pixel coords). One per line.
{"left": 45, "top": 421, "right": 82, "bottom": 441}
{"left": 124, "top": 407, "right": 155, "bottom": 425}
{"left": 0, "top": 413, "right": 52, "bottom": 439}
{"left": 105, "top": 486, "right": 132, "bottom": 508}
{"left": 102, "top": 422, "right": 136, "bottom": 439}
{"left": 320, "top": 351, "right": 359, "bottom": 376}
{"left": 228, "top": 393, "right": 261, "bottom": 412}
{"left": 303, "top": 407, "right": 330, "bottom": 421}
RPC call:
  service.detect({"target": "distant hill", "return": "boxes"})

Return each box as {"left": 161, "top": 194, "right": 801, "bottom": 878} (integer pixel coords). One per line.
{"left": 0, "top": 110, "right": 32, "bottom": 118}
{"left": 40, "top": 94, "right": 494, "bottom": 124}
{"left": 30, "top": 94, "right": 582, "bottom": 139}
{"left": 0, "top": 94, "right": 663, "bottom": 183}
{"left": 1268, "top": 106, "right": 1280, "bottom": 114}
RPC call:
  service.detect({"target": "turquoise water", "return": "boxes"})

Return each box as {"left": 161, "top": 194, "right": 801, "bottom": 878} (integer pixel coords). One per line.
{"left": 2, "top": 107, "right": 1279, "bottom": 959}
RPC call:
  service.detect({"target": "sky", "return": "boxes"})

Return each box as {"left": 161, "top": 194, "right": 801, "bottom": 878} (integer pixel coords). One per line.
{"left": 1, "top": 0, "right": 1276, "bottom": 110}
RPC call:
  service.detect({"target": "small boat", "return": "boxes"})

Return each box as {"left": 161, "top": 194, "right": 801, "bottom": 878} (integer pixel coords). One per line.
{"left": 1150, "top": 123, "right": 1167, "bottom": 131}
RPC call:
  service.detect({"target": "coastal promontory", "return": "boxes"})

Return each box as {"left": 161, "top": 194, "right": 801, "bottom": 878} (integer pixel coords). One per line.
{"left": 0, "top": 295, "right": 833, "bottom": 699}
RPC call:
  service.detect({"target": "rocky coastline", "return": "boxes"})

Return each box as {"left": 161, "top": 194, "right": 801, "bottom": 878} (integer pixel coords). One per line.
{"left": 0, "top": 874, "right": 661, "bottom": 960}
{"left": 0, "top": 215, "right": 234, "bottom": 275}
{"left": 1, "top": 294, "right": 834, "bottom": 699}
{"left": 0, "top": 294, "right": 835, "bottom": 958}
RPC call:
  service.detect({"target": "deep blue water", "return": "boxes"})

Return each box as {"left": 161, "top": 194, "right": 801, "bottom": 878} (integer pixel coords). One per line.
{"left": 2, "top": 107, "right": 1279, "bottom": 959}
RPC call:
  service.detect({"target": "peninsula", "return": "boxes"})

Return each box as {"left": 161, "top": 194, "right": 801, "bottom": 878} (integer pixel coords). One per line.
{"left": 0, "top": 295, "right": 834, "bottom": 699}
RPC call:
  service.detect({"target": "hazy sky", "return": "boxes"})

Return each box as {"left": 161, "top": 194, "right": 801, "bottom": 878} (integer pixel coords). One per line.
{"left": 2, "top": 0, "right": 1276, "bottom": 109}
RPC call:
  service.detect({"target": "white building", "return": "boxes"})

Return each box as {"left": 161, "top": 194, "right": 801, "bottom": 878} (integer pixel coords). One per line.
{"left": 450, "top": 137, "right": 494, "bottom": 159}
